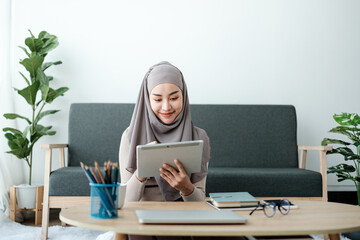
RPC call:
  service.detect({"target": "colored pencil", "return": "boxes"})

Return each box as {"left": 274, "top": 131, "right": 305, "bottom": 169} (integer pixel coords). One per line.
{"left": 95, "top": 161, "right": 106, "bottom": 184}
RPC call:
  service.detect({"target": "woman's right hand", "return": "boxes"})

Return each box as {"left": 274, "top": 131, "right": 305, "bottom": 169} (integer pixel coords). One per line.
{"left": 135, "top": 141, "right": 158, "bottom": 182}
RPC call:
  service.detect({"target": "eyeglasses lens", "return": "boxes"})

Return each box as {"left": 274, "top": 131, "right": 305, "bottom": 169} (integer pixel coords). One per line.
{"left": 279, "top": 199, "right": 291, "bottom": 215}
{"left": 263, "top": 202, "right": 276, "bottom": 217}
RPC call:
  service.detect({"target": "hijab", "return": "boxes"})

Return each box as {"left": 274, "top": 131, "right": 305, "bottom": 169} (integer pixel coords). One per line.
{"left": 126, "top": 61, "right": 210, "bottom": 201}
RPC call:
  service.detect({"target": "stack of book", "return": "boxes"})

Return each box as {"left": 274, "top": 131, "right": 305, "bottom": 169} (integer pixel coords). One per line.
{"left": 209, "top": 192, "right": 259, "bottom": 208}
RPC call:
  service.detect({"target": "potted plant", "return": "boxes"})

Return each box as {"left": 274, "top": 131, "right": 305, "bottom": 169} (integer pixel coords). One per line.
{"left": 3, "top": 30, "right": 68, "bottom": 208}
{"left": 322, "top": 113, "right": 360, "bottom": 206}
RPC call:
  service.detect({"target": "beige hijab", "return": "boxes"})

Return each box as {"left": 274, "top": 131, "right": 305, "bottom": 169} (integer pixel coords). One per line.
{"left": 126, "top": 61, "right": 210, "bottom": 201}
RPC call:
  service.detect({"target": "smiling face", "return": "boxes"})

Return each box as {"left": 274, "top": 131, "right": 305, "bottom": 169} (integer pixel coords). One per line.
{"left": 149, "top": 83, "right": 183, "bottom": 124}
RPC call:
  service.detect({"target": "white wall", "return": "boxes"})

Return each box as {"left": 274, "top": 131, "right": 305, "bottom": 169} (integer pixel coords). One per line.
{"left": 9, "top": 0, "right": 360, "bottom": 190}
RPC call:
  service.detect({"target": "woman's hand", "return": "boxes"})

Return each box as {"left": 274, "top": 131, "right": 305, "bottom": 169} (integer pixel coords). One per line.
{"left": 135, "top": 141, "right": 158, "bottom": 182}
{"left": 159, "top": 159, "right": 194, "bottom": 196}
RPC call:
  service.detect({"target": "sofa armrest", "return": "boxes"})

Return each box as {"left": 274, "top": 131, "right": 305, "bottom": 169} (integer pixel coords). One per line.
{"left": 41, "top": 144, "right": 68, "bottom": 168}
{"left": 40, "top": 143, "right": 68, "bottom": 238}
{"left": 298, "top": 145, "right": 333, "bottom": 202}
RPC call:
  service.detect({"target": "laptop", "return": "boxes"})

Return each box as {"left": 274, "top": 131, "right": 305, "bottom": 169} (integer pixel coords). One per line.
{"left": 136, "top": 210, "right": 247, "bottom": 224}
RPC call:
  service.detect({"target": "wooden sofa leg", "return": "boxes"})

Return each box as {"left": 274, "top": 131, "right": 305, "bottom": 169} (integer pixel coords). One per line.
{"left": 41, "top": 148, "right": 52, "bottom": 240}
{"left": 41, "top": 194, "right": 50, "bottom": 240}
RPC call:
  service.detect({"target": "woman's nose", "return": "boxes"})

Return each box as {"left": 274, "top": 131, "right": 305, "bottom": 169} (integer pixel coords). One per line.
{"left": 162, "top": 100, "right": 171, "bottom": 111}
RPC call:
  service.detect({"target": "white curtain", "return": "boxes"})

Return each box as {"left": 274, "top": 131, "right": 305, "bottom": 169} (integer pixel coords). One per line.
{"left": 0, "top": 0, "right": 25, "bottom": 220}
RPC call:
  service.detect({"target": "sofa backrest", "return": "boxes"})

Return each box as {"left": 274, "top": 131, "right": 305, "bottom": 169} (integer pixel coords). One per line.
{"left": 68, "top": 103, "right": 298, "bottom": 168}
{"left": 190, "top": 104, "right": 298, "bottom": 168}
{"left": 68, "top": 103, "right": 134, "bottom": 166}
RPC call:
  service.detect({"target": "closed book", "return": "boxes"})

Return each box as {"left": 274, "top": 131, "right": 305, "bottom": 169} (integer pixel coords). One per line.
{"left": 209, "top": 192, "right": 258, "bottom": 207}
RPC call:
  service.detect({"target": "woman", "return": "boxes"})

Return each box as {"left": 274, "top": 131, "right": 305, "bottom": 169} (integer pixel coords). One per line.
{"left": 118, "top": 62, "right": 245, "bottom": 240}
{"left": 119, "top": 61, "right": 210, "bottom": 203}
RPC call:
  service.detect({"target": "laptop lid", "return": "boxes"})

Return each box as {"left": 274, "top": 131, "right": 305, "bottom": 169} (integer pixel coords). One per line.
{"left": 136, "top": 210, "right": 247, "bottom": 224}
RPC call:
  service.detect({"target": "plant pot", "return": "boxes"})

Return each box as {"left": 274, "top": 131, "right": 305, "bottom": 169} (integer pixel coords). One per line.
{"left": 14, "top": 184, "right": 38, "bottom": 209}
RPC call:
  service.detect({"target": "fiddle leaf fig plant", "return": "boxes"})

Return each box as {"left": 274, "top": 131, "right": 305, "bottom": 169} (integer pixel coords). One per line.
{"left": 321, "top": 113, "right": 360, "bottom": 206}
{"left": 3, "top": 30, "right": 69, "bottom": 185}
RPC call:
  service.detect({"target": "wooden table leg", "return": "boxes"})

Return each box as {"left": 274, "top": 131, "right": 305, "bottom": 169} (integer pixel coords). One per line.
{"left": 113, "top": 233, "right": 127, "bottom": 240}
{"left": 329, "top": 233, "right": 340, "bottom": 240}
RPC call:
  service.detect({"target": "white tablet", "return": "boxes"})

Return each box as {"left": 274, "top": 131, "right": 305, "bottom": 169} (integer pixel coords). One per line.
{"left": 136, "top": 140, "right": 203, "bottom": 178}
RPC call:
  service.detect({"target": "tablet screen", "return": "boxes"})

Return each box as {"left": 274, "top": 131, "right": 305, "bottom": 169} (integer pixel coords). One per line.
{"left": 136, "top": 140, "right": 203, "bottom": 178}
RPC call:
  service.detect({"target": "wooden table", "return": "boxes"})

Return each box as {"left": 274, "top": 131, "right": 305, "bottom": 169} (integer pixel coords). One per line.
{"left": 60, "top": 199, "right": 360, "bottom": 240}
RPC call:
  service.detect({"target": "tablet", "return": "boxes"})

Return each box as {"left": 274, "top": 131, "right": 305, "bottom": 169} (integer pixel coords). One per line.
{"left": 136, "top": 140, "right": 203, "bottom": 178}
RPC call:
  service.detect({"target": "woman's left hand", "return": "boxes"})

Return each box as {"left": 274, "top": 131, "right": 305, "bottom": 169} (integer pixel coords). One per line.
{"left": 159, "top": 159, "right": 194, "bottom": 196}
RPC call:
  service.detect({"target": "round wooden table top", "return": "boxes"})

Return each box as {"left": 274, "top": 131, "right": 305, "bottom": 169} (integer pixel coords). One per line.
{"left": 60, "top": 199, "right": 360, "bottom": 238}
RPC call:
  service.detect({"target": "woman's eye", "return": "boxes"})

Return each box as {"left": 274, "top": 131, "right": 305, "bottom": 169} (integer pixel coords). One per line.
{"left": 154, "top": 98, "right": 162, "bottom": 102}
{"left": 170, "top": 97, "right": 178, "bottom": 101}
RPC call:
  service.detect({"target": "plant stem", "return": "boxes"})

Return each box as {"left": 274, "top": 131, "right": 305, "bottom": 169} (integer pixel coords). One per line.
{"left": 29, "top": 151, "right": 32, "bottom": 185}
{"left": 29, "top": 102, "right": 36, "bottom": 186}
{"left": 34, "top": 101, "right": 46, "bottom": 124}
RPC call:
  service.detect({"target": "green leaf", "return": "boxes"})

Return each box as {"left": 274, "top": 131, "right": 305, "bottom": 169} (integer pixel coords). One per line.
{"left": 321, "top": 138, "right": 350, "bottom": 146}
{"left": 42, "top": 61, "right": 62, "bottom": 71}
{"left": 23, "top": 126, "right": 30, "bottom": 138}
{"left": 39, "top": 36, "right": 59, "bottom": 56}
{"left": 46, "top": 87, "right": 69, "bottom": 103}
{"left": 28, "top": 29, "right": 35, "bottom": 38}
{"left": 327, "top": 147, "right": 359, "bottom": 160}
{"left": 25, "top": 37, "right": 44, "bottom": 53}
{"left": 34, "top": 110, "right": 60, "bottom": 124}
{"left": 328, "top": 163, "right": 356, "bottom": 173}
{"left": 329, "top": 126, "right": 354, "bottom": 139}
{"left": 20, "top": 55, "right": 44, "bottom": 79}
{"left": 17, "top": 81, "right": 40, "bottom": 106}
{"left": 4, "top": 133, "right": 15, "bottom": 141}
{"left": 38, "top": 31, "right": 51, "bottom": 39}
{"left": 30, "top": 124, "right": 55, "bottom": 144}
{"left": 3, "top": 127, "right": 23, "bottom": 135}
{"left": 36, "top": 68, "right": 49, "bottom": 101}
{"left": 18, "top": 46, "right": 31, "bottom": 57}
{"left": 3, "top": 131, "right": 31, "bottom": 159}
{"left": 3, "top": 113, "right": 31, "bottom": 124}
{"left": 18, "top": 71, "right": 30, "bottom": 86}
{"left": 333, "top": 113, "right": 360, "bottom": 127}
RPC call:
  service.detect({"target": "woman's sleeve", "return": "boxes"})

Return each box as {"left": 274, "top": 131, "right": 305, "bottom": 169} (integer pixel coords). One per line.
{"left": 181, "top": 166, "right": 208, "bottom": 202}
{"left": 119, "top": 128, "right": 147, "bottom": 201}
{"left": 182, "top": 127, "right": 210, "bottom": 202}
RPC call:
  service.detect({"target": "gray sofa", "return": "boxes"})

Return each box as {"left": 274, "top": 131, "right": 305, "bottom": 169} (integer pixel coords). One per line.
{"left": 41, "top": 103, "right": 329, "bottom": 239}
{"left": 48, "top": 103, "right": 325, "bottom": 197}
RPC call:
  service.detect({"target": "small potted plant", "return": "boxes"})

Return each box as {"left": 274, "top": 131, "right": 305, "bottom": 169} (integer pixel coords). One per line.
{"left": 322, "top": 113, "right": 360, "bottom": 206}
{"left": 3, "top": 30, "right": 68, "bottom": 208}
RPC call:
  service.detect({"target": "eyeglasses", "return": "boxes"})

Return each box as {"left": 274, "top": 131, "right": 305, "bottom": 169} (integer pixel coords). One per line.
{"left": 249, "top": 199, "right": 291, "bottom": 217}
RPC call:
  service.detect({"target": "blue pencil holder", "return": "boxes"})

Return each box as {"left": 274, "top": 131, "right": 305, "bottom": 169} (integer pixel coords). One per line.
{"left": 90, "top": 183, "right": 119, "bottom": 219}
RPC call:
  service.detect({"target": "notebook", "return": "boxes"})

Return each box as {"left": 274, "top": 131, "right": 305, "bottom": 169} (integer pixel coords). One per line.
{"left": 209, "top": 192, "right": 258, "bottom": 207}
{"left": 136, "top": 210, "right": 247, "bottom": 224}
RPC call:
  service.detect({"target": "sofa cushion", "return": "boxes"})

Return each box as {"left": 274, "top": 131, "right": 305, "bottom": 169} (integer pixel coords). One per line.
{"left": 49, "top": 167, "right": 113, "bottom": 196}
{"left": 206, "top": 167, "right": 322, "bottom": 197}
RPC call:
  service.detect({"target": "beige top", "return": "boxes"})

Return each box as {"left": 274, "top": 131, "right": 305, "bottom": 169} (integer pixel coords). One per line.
{"left": 119, "top": 128, "right": 208, "bottom": 202}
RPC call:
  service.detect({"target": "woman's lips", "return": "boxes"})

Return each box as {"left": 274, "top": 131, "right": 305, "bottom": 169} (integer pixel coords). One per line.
{"left": 160, "top": 112, "right": 174, "bottom": 118}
